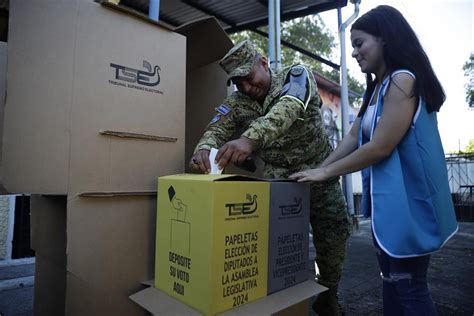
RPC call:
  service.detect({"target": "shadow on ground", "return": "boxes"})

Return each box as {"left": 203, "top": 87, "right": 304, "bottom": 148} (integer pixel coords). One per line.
{"left": 338, "top": 220, "right": 474, "bottom": 316}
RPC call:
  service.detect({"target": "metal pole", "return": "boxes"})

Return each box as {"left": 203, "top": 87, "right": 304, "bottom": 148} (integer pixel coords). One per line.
{"left": 268, "top": 0, "right": 281, "bottom": 70}
{"left": 149, "top": 0, "right": 160, "bottom": 21}
{"left": 338, "top": 2, "right": 360, "bottom": 216}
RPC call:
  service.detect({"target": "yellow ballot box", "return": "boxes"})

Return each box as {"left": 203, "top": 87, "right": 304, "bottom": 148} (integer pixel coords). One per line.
{"left": 155, "top": 174, "right": 270, "bottom": 316}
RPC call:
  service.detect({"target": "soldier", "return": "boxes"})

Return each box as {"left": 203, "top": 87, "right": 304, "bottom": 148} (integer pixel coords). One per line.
{"left": 190, "top": 40, "right": 351, "bottom": 315}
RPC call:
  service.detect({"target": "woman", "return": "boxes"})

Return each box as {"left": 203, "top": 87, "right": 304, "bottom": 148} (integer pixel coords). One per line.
{"left": 290, "top": 5, "right": 458, "bottom": 315}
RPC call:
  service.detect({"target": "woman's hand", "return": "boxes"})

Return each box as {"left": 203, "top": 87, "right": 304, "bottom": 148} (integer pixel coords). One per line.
{"left": 289, "top": 168, "right": 329, "bottom": 182}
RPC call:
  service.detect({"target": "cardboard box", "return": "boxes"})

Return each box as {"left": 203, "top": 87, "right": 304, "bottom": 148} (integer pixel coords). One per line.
{"left": 30, "top": 195, "right": 67, "bottom": 316}
{"left": 0, "top": 41, "right": 6, "bottom": 192}
{"left": 154, "top": 175, "right": 312, "bottom": 315}
{"left": 2, "top": 0, "right": 185, "bottom": 194}
{"left": 11, "top": 2, "right": 233, "bottom": 315}
{"left": 130, "top": 278, "right": 325, "bottom": 315}
{"left": 34, "top": 254, "right": 67, "bottom": 316}
{"left": 267, "top": 181, "right": 310, "bottom": 294}
{"left": 155, "top": 174, "right": 270, "bottom": 315}
{"left": 30, "top": 193, "right": 157, "bottom": 316}
{"left": 175, "top": 19, "right": 233, "bottom": 170}
{"left": 1, "top": 1, "right": 232, "bottom": 194}
{"left": 65, "top": 193, "right": 156, "bottom": 316}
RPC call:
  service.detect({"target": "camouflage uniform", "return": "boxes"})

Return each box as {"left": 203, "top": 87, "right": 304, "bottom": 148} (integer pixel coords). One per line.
{"left": 194, "top": 41, "right": 351, "bottom": 297}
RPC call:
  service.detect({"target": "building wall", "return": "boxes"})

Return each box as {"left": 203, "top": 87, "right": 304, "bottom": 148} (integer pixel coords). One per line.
{"left": 319, "top": 88, "right": 359, "bottom": 147}
{"left": 319, "top": 87, "right": 362, "bottom": 193}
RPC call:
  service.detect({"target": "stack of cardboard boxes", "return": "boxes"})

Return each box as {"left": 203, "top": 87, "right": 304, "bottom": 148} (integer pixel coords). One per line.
{"left": 0, "top": 41, "right": 6, "bottom": 193}
{"left": 1, "top": 1, "right": 326, "bottom": 315}
{"left": 1, "top": 1, "right": 231, "bottom": 315}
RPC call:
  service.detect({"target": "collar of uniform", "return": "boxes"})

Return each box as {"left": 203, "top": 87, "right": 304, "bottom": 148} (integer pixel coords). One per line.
{"left": 262, "top": 68, "right": 284, "bottom": 112}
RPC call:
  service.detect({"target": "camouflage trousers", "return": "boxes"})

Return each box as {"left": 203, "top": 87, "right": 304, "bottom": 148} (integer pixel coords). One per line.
{"left": 264, "top": 164, "right": 351, "bottom": 290}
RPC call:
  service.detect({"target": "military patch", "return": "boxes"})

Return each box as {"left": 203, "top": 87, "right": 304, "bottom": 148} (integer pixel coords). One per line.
{"left": 216, "top": 104, "right": 231, "bottom": 116}
{"left": 290, "top": 66, "right": 304, "bottom": 76}
{"left": 280, "top": 65, "right": 311, "bottom": 110}
{"left": 209, "top": 114, "right": 221, "bottom": 125}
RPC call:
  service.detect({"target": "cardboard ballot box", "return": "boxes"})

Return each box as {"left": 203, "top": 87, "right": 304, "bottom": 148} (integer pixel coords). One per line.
{"left": 155, "top": 174, "right": 270, "bottom": 315}
{"left": 267, "top": 182, "right": 310, "bottom": 294}
{"left": 155, "top": 174, "right": 311, "bottom": 315}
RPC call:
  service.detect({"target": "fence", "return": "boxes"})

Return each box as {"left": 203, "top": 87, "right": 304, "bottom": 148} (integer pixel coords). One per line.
{"left": 446, "top": 153, "right": 474, "bottom": 221}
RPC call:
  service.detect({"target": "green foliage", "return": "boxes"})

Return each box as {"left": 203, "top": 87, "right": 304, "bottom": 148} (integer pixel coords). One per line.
{"left": 229, "top": 16, "right": 364, "bottom": 103}
{"left": 465, "top": 139, "right": 474, "bottom": 153}
{"left": 448, "top": 139, "right": 474, "bottom": 157}
{"left": 462, "top": 53, "right": 474, "bottom": 108}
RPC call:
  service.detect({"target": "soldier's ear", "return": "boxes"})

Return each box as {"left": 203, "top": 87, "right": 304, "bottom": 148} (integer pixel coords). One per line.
{"left": 260, "top": 56, "right": 269, "bottom": 70}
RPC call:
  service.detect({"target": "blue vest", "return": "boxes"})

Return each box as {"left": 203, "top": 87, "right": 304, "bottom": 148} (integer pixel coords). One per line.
{"left": 359, "top": 70, "right": 458, "bottom": 258}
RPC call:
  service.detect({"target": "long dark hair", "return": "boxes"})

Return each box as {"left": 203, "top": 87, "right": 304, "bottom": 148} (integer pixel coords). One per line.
{"left": 352, "top": 5, "right": 445, "bottom": 116}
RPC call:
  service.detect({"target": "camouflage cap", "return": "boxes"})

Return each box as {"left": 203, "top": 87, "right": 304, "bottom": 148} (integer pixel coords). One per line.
{"left": 219, "top": 40, "right": 258, "bottom": 81}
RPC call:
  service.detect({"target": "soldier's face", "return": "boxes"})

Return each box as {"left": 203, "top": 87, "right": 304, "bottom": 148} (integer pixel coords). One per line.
{"left": 232, "top": 56, "right": 271, "bottom": 103}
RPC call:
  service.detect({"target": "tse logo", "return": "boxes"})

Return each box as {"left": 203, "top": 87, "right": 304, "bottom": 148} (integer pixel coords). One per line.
{"left": 225, "top": 194, "right": 258, "bottom": 216}
{"left": 279, "top": 198, "right": 302, "bottom": 216}
{"left": 110, "top": 60, "right": 160, "bottom": 86}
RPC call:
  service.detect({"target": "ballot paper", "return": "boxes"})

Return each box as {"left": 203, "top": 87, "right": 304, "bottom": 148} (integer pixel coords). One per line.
{"left": 209, "top": 148, "right": 223, "bottom": 174}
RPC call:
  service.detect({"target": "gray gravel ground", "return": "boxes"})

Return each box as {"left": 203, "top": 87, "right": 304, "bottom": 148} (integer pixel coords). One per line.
{"left": 0, "top": 221, "right": 472, "bottom": 316}
{"left": 337, "top": 219, "right": 474, "bottom": 316}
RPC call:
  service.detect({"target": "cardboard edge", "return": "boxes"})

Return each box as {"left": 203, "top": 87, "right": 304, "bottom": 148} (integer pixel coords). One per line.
{"left": 221, "top": 281, "right": 325, "bottom": 316}
{"left": 174, "top": 16, "right": 229, "bottom": 41}
{"left": 129, "top": 279, "right": 327, "bottom": 316}
{"left": 101, "top": 1, "right": 175, "bottom": 31}
{"left": 141, "top": 280, "right": 154, "bottom": 287}
{"left": 214, "top": 174, "right": 266, "bottom": 182}
{"left": 129, "top": 287, "right": 202, "bottom": 316}
{"left": 266, "top": 178, "right": 298, "bottom": 183}
{"left": 174, "top": 16, "right": 233, "bottom": 70}
{"left": 159, "top": 173, "right": 269, "bottom": 182}
{"left": 159, "top": 174, "right": 301, "bottom": 182}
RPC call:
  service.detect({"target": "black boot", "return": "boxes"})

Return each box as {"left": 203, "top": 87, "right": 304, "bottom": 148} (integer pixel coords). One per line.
{"left": 312, "top": 288, "right": 344, "bottom": 316}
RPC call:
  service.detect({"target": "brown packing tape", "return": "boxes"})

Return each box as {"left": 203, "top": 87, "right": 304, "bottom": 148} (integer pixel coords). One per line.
{"left": 99, "top": 130, "right": 178, "bottom": 142}
{"left": 78, "top": 191, "right": 157, "bottom": 197}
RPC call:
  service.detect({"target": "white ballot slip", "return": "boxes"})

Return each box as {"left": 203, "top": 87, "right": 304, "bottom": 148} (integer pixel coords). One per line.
{"left": 209, "top": 148, "right": 223, "bottom": 175}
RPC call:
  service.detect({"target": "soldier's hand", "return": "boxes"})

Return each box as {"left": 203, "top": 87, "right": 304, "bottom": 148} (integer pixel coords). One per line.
{"left": 189, "top": 150, "right": 211, "bottom": 174}
{"left": 216, "top": 137, "right": 257, "bottom": 170}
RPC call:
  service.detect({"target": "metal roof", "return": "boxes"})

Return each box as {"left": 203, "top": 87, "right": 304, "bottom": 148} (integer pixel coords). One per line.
{"left": 126, "top": 0, "right": 348, "bottom": 33}
{"left": 118, "top": 0, "right": 351, "bottom": 72}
